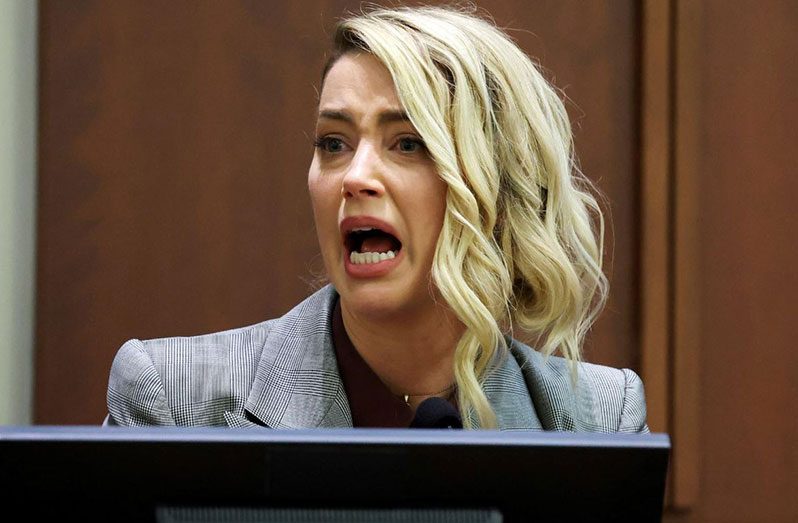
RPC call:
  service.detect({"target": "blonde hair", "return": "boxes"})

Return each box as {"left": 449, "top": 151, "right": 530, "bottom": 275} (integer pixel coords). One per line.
{"left": 327, "top": 5, "right": 608, "bottom": 428}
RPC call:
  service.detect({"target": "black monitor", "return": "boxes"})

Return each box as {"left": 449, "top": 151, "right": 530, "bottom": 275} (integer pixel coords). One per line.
{"left": 1, "top": 426, "right": 669, "bottom": 522}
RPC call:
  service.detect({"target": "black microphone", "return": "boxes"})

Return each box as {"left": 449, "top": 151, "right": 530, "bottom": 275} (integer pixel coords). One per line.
{"left": 409, "top": 397, "right": 463, "bottom": 429}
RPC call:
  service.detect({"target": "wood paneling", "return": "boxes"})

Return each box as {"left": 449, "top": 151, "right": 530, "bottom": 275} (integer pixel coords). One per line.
{"left": 664, "top": 0, "right": 798, "bottom": 521}
{"left": 35, "top": 1, "right": 640, "bottom": 425}
{"left": 640, "top": 0, "right": 673, "bottom": 437}
{"left": 671, "top": 0, "right": 702, "bottom": 508}
{"left": 692, "top": 1, "right": 797, "bottom": 520}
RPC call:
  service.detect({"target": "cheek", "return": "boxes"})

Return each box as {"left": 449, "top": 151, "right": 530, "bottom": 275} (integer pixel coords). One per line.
{"left": 428, "top": 182, "right": 448, "bottom": 250}
{"left": 406, "top": 172, "right": 448, "bottom": 252}
{"left": 308, "top": 172, "right": 340, "bottom": 250}
{"left": 308, "top": 166, "right": 332, "bottom": 212}
{"left": 425, "top": 172, "right": 448, "bottom": 226}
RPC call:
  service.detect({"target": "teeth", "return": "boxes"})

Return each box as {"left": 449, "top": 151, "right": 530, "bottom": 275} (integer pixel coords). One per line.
{"left": 349, "top": 250, "right": 398, "bottom": 265}
{"left": 351, "top": 227, "right": 375, "bottom": 232}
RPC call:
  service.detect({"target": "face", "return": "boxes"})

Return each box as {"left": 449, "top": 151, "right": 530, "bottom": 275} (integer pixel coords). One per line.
{"left": 308, "top": 53, "right": 448, "bottom": 320}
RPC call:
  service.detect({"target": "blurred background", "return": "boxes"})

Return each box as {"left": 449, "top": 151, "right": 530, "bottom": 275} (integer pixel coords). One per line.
{"left": 1, "top": 0, "right": 795, "bottom": 521}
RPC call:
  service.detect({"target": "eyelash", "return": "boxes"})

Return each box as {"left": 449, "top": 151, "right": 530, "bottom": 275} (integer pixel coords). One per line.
{"left": 396, "top": 137, "right": 426, "bottom": 153}
{"left": 312, "top": 136, "right": 427, "bottom": 154}
{"left": 313, "top": 136, "right": 345, "bottom": 153}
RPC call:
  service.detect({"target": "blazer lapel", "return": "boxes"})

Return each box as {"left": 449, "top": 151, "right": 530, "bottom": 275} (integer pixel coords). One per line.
{"left": 509, "top": 339, "right": 594, "bottom": 431}
{"left": 242, "top": 286, "right": 353, "bottom": 429}
{"left": 223, "top": 410, "right": 260, "bottom": 428}
{"left": 480, "top": 349, "right": 543, "bottom": 430}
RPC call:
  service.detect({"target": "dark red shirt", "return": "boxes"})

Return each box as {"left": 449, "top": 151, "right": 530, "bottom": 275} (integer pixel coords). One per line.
{"left": 331, "top": 298, "right": 414, "bottom": 427}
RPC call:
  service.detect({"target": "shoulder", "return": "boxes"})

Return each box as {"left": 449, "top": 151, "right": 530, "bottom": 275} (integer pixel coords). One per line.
{"left": 508, "top": 339, "right": 649, "bottom": 433}
{"left": 107, "top": 318, "right": 275, "bottom": 426}
{"left": 126, "top": 318, "right": 276, "bottom": 375}
{"left": 106, "top": 285, "right": 338, "bottom": 426}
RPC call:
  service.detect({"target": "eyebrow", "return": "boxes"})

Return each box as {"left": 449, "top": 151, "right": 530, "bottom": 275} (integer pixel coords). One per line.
{"left": 317, "top": 109, "right": 410, "bottom": 125}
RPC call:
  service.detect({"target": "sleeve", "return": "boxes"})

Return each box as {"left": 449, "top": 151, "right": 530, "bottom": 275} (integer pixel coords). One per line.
{"left": 617, "top": 368, "right": 650, "bottom": 433}
{"left": 105, "top": 339, "right": 177, "bottom": 427}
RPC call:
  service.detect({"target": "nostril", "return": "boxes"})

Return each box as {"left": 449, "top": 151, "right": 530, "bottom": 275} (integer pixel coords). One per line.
{"left": 342, "top": 174, "right": 383, "bottom": 198}
{"left": 345, "top": 188, "right": 379, "bottom": 198}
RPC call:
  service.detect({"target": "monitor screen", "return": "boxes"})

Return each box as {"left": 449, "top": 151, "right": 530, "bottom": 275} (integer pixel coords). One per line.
{"left": 1, "top": 426, "right": 669, "bottom": 522}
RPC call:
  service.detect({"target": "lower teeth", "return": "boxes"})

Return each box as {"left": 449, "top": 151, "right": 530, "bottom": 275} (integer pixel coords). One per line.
{"left": 350, "top": 250, "right": 397, "bottom": 265}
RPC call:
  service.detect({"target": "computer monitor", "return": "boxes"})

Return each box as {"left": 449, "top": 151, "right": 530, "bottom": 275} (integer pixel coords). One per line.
{"left": 0, "top": 426, "right": 669, "bottom": 522}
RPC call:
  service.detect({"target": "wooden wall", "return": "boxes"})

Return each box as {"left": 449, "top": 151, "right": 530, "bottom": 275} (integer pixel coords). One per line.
{"left": 34, "top": 1, "right": 797, "bottom": 521}
{"left": 661, "top": 1, "right": 798, "bottom": 521}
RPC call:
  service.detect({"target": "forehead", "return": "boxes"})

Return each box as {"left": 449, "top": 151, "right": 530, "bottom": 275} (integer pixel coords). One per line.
{"left": 318, "top": 53, "right": 401, "bottom": 111}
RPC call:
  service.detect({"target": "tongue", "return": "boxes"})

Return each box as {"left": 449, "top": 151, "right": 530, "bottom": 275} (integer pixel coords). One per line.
{"left": 360, "top": 235, "right": 395, "bottom": 253}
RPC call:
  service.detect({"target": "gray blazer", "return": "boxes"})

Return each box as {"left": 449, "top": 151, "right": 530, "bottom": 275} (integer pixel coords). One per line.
{"left": 106, "top": 285, "right": 649, "bottom": 432}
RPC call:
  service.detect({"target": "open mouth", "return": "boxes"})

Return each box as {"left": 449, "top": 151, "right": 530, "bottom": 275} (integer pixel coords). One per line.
{"left": 345, "top": 227, "right": 403, "bottom": 265}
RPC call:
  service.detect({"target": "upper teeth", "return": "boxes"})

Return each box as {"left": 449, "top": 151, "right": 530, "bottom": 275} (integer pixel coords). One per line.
{"left": 350, "top": 250, "right": 397, "bottom": 264}
{"left": 351, "top": 227, "right": 376, "bottom": 232}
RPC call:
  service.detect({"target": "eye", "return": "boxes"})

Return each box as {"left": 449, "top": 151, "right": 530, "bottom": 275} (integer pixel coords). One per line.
{"left": 396, "top": 136, "right": 426, "bottom": 153}
{"left": 313, "top": 136, "right": 348, "bottom": 154}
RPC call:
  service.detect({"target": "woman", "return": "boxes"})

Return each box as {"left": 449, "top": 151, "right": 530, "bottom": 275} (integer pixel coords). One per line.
{"left": 105, "top": 5, "right": 648, "bottom": 432}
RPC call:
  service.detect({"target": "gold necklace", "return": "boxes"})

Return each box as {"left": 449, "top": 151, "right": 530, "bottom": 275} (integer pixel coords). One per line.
{"left": 402, "top": 383, "right": 457, "bottom": 405}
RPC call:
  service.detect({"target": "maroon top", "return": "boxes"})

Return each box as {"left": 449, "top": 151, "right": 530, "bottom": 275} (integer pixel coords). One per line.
{"left": 332, "top": 298, "right": 414, "bottom": 427}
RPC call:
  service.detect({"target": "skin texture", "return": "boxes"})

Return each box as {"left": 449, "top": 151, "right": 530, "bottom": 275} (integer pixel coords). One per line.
{"left": 307, "top": 53, "right": 462, "bottom": 402}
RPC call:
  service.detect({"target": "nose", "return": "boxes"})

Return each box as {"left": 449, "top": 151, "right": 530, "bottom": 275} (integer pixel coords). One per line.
{"left": 342, "top": 142, "right": 385, "bottom": 199}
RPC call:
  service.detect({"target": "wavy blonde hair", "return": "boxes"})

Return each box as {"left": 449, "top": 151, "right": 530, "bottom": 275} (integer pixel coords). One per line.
{"left": 326, "top": 5, "right": 608, "bottom": 428}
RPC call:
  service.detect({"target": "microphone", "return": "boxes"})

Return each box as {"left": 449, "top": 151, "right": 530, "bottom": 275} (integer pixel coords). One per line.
{"left": 409, "top": 397, "right": 463, "bottom": 429}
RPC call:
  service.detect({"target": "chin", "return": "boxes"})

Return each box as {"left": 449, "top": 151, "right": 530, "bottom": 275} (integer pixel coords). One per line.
{"left": 337, "top": 279, "right": 423, "bottom": 320}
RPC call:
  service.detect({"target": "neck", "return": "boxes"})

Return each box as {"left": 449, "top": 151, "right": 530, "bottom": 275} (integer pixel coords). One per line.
{"left": 340, "top": 297, "right": 464, "bottom": 399}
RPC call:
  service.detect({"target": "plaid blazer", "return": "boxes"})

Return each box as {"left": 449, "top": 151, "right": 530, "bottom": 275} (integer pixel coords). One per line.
{"left": 105, "top": 285, "right": 649, "bottom": 432}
